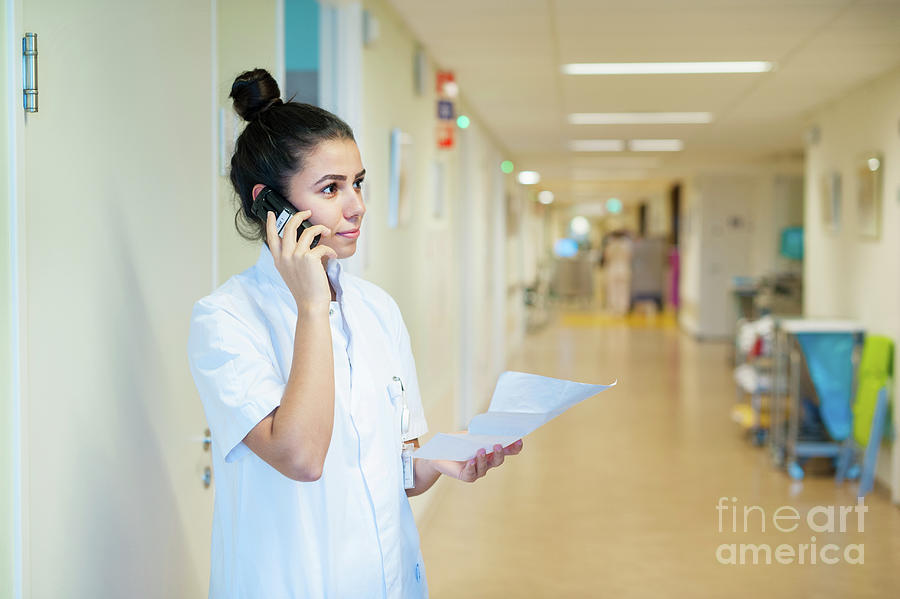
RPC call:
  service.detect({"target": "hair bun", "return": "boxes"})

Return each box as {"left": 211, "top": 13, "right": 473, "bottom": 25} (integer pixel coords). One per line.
{"left": 229, "top": 68, "right": 283, "bottom": 122}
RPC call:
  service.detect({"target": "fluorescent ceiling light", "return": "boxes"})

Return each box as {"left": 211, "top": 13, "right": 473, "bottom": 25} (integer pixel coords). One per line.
{"left": 569, "top": 139, "right": 625, "bottom": 152}
{"left": 562, "top": 61, "right": 774, "bottom": 75}
{"left": 518, "top": 171, "right": 541, "bottom": 185}
{"left": 573, "top": 157, "right": 661, "bottom": 169}
{"left": 572, "top": 169, "right": 650, "bottom": 181}
{"left": 628, "top": 139, "right": 684, "bottom": 152}
{"left": 569, "top": 112, "right": 713, "bottom": 125}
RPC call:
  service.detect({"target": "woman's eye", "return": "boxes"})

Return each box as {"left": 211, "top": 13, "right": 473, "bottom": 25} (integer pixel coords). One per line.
{"left": 322, "top": 183, "right": 337, "bottom": 194}
{"left": 353, "top": 179, "right": 364, "bottom": 190}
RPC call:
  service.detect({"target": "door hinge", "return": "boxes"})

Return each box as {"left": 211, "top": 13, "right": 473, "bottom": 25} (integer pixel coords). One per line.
{"left": 23, "top": 33, "right": 38, "bottom": 113}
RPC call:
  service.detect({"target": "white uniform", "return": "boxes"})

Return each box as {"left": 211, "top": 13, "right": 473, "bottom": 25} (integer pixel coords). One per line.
{"left": 187, "top": 244, "right": 429, "bottom": 599}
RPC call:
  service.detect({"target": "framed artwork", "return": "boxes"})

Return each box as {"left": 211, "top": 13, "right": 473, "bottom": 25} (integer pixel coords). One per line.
{"left": 505, "top": 191, "right": 520, "bottom": 236}
{"left": 388, "top": 128, "right": 413, "bottom": 228}
{"left": 857, "top": 153, "right": 883, "bottom": 239}
{"left": 413, "top": 47, "right": 427, "bottom": 96}
{"left": 820, "top": 170, "right": 842, "bottom": 234}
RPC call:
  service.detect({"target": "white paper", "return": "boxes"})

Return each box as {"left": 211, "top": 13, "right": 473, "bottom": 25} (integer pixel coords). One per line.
{"left": 412, "top": 371, "right": 616, "bottom": 461}
{"left": 410, "top": 432, "right": 522, "bottom": 462}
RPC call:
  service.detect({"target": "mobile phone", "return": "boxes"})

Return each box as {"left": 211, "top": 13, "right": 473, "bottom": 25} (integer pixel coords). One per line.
{"left": 250, "top": 186, "right": 320, "bottom": 248}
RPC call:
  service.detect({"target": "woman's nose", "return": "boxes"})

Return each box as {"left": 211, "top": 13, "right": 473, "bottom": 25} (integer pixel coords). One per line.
{"left": 345, "top": 192, "right": 366, "bottom": 220}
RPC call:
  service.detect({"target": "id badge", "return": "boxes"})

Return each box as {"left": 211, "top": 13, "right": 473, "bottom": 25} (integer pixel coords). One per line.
{"left": 401, "top": 442, "right": 415, "bottom": 489}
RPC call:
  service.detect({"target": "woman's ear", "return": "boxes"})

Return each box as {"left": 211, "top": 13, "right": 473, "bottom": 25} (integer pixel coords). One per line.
{"left": 251, "top": 183, "right": 266, "bottom": 202}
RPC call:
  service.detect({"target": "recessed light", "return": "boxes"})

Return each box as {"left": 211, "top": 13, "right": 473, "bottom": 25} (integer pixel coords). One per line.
{"left": 569, "top": 113, "right": 713, "bottom": 125}
{"left": 562, "top": 61, "right": 774, "bottom": 75}
{"left": 570, "top": 216, "right": 591, "bottom": 236}
{"left": 569, "top": 139, "right": 625, "bottom": 152}
{"left": 518, "top": 171, "right": 541, "bottom": 185}
{"left": 538, "top": 190, "right": 555, "bottom": 204}
{"left": 628, "top": 139, "right": 684, "bottom": 152}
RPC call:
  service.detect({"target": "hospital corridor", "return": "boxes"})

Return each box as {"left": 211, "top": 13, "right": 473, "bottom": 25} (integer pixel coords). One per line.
{"left": 2, "top": 0, "right": 900, "bottom": 598}
{"left": 418, "top": 314, "right": 900, "bottom": 597}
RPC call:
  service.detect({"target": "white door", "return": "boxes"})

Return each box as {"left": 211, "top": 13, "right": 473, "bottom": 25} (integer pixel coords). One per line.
{"left": 17, "top": 1, "right": 215, "bottom": 596}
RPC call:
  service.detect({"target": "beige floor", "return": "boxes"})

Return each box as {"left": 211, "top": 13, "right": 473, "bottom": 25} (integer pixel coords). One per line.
{"left": 417, "top": 311, "right": 900, "bottom": 598}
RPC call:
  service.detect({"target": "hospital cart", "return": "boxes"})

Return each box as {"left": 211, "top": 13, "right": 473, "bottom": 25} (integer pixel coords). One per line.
{"left": 770, "top": 319, "right": 865, "bottom": 480}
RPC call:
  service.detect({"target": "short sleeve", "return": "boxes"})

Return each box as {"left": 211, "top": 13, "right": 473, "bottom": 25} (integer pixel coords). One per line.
{"left": 394, "top": 305, "right": 428, "bottom": 442}
{"left": 187, "top": 301, "right": 286, "bottom": 463}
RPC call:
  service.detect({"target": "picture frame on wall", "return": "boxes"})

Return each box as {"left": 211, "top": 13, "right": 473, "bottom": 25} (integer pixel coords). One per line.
{"left": 505, "top": 191, "right": 520, "bottom": 236}
{"left": 820, "top": 170, "right": 842, "bottom": 234}
{"left": 857, "top": 153, "right": 883, "bottom": 239}
{"left": 388, "top": 128, "right": 413, "bottom": 228}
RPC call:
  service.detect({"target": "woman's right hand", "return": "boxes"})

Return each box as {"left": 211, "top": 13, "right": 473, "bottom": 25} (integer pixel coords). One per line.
{"left": 266, "top": 210, "right": 338, "bottom": 309}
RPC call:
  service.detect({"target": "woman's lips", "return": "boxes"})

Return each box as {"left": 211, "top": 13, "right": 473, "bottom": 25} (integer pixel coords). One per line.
{"left": 337, "top": 229, "right": 360, "bottom": 239}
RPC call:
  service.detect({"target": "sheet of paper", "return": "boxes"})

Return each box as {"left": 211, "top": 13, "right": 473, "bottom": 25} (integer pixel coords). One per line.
{"left": 410, "top": 432, "right": 521, "bottom": 461}
{"left": 413, "top": 371, "right": 615, "bottom": 461}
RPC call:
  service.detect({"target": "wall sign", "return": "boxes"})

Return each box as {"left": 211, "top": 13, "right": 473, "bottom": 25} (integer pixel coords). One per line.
{"left": 435, "top": 70, "right": 456, "bottom": 150}
{"left": 437, "top": 100, "right": 454, "bottom": 121}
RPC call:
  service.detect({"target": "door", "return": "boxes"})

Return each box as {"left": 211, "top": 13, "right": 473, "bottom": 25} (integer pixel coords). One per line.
{"left": 17, "top": 1, "right": 215, "bottom": 596}
{"left": 698, "top": 175, "right": 754, "bottom": 338}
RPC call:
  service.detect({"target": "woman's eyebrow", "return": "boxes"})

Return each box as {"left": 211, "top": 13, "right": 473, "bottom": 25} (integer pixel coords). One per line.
{"left": 312, "top": 169, "right": 366, "bottom": 187}
{"left": 313, "top": 174, "right": 345, "bottom": 186}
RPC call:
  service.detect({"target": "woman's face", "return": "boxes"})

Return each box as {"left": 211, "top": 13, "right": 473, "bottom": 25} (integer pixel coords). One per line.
{"left": 286, "top": 138, "right": 366, "bottom": 259}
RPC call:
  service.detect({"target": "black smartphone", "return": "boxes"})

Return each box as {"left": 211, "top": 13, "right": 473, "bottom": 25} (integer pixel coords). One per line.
{"left": 250, "top": 186, "right": 320, "bottom": 248}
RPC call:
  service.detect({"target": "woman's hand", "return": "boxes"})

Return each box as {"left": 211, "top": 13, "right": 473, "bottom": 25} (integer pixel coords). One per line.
{"left": 266, "top": 210, "right": 338, "bottom": 309}
{"left": 430, "top": 439, "right": 523, "bottom": 483}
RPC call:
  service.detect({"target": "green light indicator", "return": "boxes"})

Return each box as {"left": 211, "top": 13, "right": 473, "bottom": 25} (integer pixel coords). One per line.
{"left": 500, "top": 160, "right": 514, "bottom": 174}
{"left": 457, "top": 115, "right": 470, "bottom": 129}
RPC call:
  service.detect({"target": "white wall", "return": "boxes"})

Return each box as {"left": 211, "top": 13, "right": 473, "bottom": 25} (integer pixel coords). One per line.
{"left": 216, "top": 0, "right": 280, "bottom": 283}
{"left": 679, "top": 177, "right": 703, "bottom": 334}
{"left": 359, "top": 0, "right": 531, "bottom": 450}
{"left": 804, "top": 66, "right": 900, "bottom": 501}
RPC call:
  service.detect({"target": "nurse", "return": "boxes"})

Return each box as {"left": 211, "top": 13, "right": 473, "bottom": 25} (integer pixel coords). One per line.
{"left": 187, "top": 68, "right": 522, "bottom": 599}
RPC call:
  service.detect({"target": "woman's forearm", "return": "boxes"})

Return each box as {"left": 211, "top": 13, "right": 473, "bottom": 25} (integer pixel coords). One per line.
{"left": 270, "top": 303, "right": 336, "bottom": 479}
{"left": 406, "top": 458, "right": 441, "bottom": 497}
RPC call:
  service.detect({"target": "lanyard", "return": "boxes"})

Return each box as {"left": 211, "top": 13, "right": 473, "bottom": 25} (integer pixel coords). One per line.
{"left": 394, "top": 376, "right": 415, "bottom": 489}
{"left": 393, "top": 375, "right": 410, "bottom": 437}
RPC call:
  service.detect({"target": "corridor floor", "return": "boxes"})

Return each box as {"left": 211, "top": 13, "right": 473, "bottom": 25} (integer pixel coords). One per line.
{"left": 416, "top": 311, "right": 900, "bottom": 598}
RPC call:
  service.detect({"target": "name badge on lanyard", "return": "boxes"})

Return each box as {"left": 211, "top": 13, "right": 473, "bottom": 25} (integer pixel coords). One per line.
{"left": 393, "top": 376, "right": 415, "bottom": 489}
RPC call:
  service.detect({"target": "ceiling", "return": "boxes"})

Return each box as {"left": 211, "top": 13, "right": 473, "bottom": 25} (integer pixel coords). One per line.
{"left": 385, "top": 0, "right": 900, "bottom": 202}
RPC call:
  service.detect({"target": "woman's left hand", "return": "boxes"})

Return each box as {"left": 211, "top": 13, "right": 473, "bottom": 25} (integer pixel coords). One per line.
{"left": 429, "top": 439, "right": 524, "bottom": 483}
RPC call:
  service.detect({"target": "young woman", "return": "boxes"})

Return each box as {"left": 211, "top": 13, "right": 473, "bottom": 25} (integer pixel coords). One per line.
{"left": 187, "top": 69, "right": 522, "bottom": 598}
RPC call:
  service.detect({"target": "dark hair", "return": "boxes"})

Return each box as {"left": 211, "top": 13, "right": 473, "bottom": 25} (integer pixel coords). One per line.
{"left": 228, "top": 68, "right": 355, "bottom": 242}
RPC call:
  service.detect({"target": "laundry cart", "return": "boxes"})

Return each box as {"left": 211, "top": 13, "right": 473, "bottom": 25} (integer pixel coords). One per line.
{"left": 551, "top": 255, "right": 594, "bottom": 306}
{"left": 629, "top": 237, "right": 666, "bottom": 309}
{"left": 770, "top": 319, "right": 865, "bottom": 480}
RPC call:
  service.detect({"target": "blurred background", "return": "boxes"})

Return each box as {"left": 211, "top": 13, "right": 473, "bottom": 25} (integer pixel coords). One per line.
{"left": 2, "top": 0, "right": 899, "bottom": 597}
